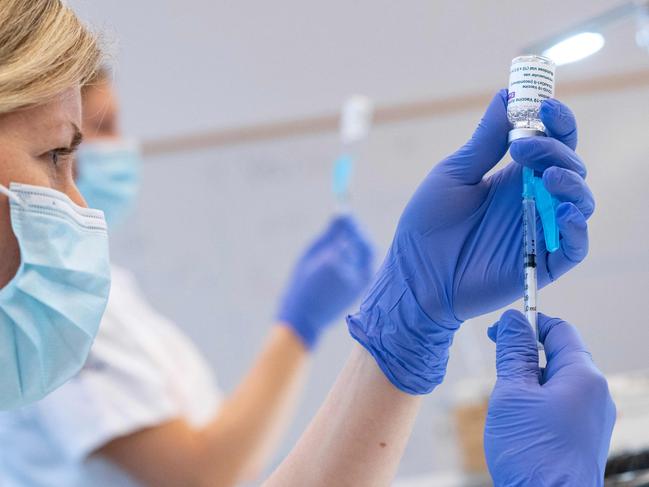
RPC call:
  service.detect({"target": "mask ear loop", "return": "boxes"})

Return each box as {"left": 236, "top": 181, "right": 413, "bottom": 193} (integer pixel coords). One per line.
{"left": 0, "top": 184, "right": 26, "bottom": 208}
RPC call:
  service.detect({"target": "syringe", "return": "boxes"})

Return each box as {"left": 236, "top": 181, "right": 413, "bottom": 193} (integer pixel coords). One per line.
{"left": 332, "top": 150, "right": 355, "bottom": 213}
{"left": 333, "top": 95, "right": 373, "bottom": 214}
{"left": 522, "top": 167, "right": 541, "bottom": 348}
{"left": 507, "top": 54, "right": 559, "bottom": 352}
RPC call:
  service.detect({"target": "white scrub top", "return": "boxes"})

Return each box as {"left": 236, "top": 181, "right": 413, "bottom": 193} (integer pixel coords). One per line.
{"left": 0, "top": 266, "right": 223, "bottom": 487}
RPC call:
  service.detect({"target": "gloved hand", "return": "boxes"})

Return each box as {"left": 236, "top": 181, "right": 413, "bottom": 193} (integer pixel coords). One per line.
{"left": 348, "top": 90, "right": 595, "bottom": 394}
{"left": 278, "top": 215, "right": 374, "bottom": 349}
{"left": 484, "top": 310, "right": 616, "bottom": 486}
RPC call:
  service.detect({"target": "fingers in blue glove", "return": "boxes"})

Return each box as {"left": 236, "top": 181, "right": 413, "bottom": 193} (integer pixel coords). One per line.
{"left": 488, "top": 310, "right": 595, "bottom": 383}
{"left": 305, "top": 217, "right": 347, "bottom": 255}
{"left": 312, "top": 215, "right": 373, "bottom": 257}
{"left": 337, "top": 238, "right": 374, "bottom": 282}
{"left": 537, "top": 313, "right": 616, "bottom": 437}
{"left": 543, "top": 166, "right": 595, "bottom": 219}
{"left": 333, "top": 216, "right": 375, "bottom": 269}
{"left": 540, "top": 99, "right": 578, "bottom": 151}
{"left": 546, "top": 202, "right": 589, "bottom": 280}
{"left": 487, "top": 310, "right": 539, "bottom": 383}
{"left": 510, "top": 136, "right": 587, "bottom": 178}
{"left": 440, "top": 89, "right": 510, "bottom": 185}
{"left": 323, "top": 215, "right": 359, "bottom": 241}
{"left": 537, "top": 312, "right": 594, "bottom": 382}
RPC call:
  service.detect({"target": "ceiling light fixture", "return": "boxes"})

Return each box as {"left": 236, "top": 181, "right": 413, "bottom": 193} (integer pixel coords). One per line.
{"left": 523, "top": 2, "right": 649, "bottom": 64}
{"left": 542, "top": 32, "right": 606, "bottom": 66}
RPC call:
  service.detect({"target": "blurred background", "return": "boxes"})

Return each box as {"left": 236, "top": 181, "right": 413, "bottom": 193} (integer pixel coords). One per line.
{"left": 68, "top": 0, "right": 649, "bottom": 483}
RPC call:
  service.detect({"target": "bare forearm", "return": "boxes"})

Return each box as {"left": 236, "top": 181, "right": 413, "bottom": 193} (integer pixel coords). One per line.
{"left": 199, "top": 324, "right": 309, "bottom": 483}
{"left": 264, "top": 344, "right": 422, "bottom": 487}
{"left": 98, "top": 325, "right": 309, "bottom": 487}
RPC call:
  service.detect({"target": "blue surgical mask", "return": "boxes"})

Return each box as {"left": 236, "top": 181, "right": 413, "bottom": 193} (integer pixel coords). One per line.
{"left": 76, "top": 139, "right": 142, "bottom": 228}
{"left": 0, "top": 183, "right": 111, "bottom": 410}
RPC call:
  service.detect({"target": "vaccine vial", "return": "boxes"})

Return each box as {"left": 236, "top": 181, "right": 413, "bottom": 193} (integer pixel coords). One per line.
{"left": 507, "top": 55, "right": 556, "bottom": 143}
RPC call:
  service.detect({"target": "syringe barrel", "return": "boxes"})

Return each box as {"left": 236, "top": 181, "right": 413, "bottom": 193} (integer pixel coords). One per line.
{"left": 522, "top": 197, "right": 541, "bottom": 347}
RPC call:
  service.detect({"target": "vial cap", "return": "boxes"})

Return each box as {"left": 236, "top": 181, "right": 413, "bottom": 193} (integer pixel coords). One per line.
{"left": 340, "top": 95, "right": 374, "bottom": 144}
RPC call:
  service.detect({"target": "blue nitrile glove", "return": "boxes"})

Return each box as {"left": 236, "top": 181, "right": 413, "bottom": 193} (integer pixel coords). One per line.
{"left": 484, "top": 310, "right": 616, "bottom": 486}
{"left": 348, "top": 90, "right": 595, "bottom": 394}
{"left": 278, "top": 215, "right": 374, "bottom": 349}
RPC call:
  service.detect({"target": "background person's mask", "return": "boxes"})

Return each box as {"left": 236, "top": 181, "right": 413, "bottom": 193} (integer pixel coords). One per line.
{"left": 76, "top": 139, "right": 142, "bottom": 228}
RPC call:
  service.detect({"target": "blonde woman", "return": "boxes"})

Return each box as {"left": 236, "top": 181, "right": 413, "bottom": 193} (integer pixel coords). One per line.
{"left": 0, "top": 0, "right": 109, "bottom": 410}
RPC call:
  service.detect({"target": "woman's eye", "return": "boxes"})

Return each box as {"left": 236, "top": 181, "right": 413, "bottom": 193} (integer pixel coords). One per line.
{"left": 47, "top": 148, "right": 72, "bottom": 166}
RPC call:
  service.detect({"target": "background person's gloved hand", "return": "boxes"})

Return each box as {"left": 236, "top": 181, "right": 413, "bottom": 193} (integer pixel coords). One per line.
{"left": 484, "top": 310, "right": 616, "bottom": 486}
{"left": 278, "top": 215, "right": 374, "bottom": 349}
{"left": 348, "top": 90, "right": 595, "bottom": 394}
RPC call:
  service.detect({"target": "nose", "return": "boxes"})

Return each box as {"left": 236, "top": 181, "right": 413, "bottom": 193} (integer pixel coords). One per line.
{"left": 66, "top": 182, "right": 88, "bottom": 208}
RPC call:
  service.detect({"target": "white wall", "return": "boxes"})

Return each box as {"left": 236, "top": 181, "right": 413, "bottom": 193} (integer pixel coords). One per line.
{"left": 69, "top": 0, "right": 644, "bottom": 140}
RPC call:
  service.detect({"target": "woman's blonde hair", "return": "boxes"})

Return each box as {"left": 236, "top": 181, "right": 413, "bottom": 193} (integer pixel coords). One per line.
{"left": 0, "top": 0, "right": 102, "bottom": 114}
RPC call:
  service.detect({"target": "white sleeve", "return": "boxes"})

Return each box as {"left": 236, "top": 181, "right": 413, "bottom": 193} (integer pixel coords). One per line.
{"left": 33, "top": 352, "right": 179, "bottom": 462}
{"left": 31, "top": 272, "right": 184, "bottom": 462}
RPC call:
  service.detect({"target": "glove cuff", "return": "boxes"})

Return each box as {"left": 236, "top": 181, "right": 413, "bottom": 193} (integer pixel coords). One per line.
{"left": 347, "top": 258, "right": 460, "bottom": 395}
{"left": 277, "top": 312, "right": 319, "bottom": 351}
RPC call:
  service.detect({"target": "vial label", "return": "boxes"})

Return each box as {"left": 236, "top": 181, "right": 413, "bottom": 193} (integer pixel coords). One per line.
{"left": 508, "top": 61, "right": 555, "bottom": 111}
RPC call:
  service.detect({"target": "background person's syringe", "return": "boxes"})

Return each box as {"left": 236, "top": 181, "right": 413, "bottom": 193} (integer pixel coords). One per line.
{"left": 333, "top": 95, "right": 374, "bottom": 214}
